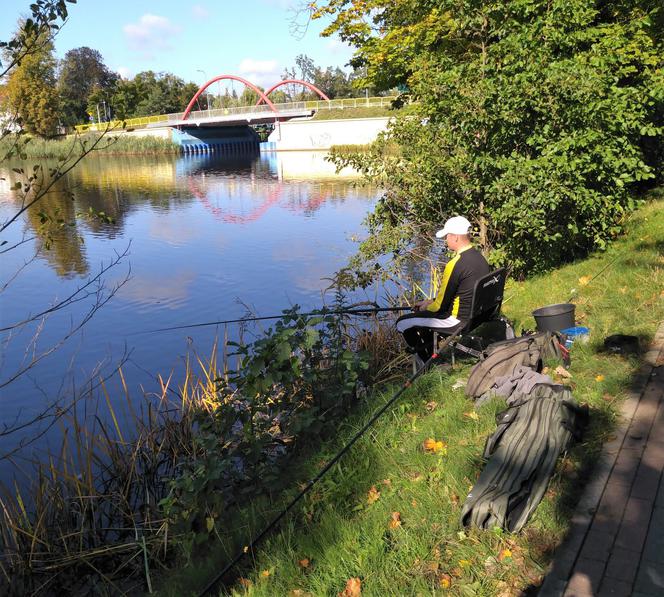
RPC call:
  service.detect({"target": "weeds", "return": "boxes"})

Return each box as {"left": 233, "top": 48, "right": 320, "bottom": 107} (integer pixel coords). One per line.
{"left": 0, "top": 133, "right": 179, "bottom": 160}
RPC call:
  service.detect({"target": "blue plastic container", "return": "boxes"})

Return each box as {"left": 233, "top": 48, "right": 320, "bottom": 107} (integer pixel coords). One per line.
{"left": 561, "top": 326, "right": 590, "bottom": 348}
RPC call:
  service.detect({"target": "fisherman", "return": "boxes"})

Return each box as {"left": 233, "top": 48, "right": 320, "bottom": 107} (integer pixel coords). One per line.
{"left": 396, "top": 215, "right": 490, "bottom": 361}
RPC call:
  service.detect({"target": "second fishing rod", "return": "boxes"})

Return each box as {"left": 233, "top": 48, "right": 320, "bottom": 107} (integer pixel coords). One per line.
{"left": 137, "top": 304, "right": 413, "bottom": 335}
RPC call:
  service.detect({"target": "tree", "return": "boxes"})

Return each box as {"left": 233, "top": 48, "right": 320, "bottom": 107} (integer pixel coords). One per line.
{"left": 57, "top": 47, "right": 118, "bottom": 126}
{"left": 4, "top": 23, "right": 60, "bottom": 137}
{"left": 320, "top": 0, "right": 664, "bottom": 276}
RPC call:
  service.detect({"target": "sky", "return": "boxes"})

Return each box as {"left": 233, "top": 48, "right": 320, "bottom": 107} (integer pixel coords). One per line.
{"left": 2, "top": 0, "right": 356, "bottom": 90}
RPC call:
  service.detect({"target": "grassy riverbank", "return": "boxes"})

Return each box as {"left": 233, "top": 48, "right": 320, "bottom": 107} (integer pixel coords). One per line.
{"left": 0, "top": 132, "right": 180, "bottom": 159}
{"left": 159, "top": 189, "right": 663, "bottom": 595}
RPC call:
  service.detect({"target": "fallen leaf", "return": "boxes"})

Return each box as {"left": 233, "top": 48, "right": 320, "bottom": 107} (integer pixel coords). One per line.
{"left": 423, "top": 438, "right": 448, "bottom": 454}
{"left": 381, "top": 478, "right": 392, "bottom": 486}
{"left": 463, "top": 411, "right": 479, "bottom": 421}
{"left": 238, "top": 578, "right": 253, "bottom": 588}
{"left": 555, "top": 366, "right": 572, "bottom": 378}
{"left": 619, "top": 286, "right": 628, "bottom": 294}
{"left": 602, "top": 393, "right": 614, "bottom": 402}
{"left": 498, "top": 548, "right": 513, "bottom": 561}
{"left": 578, "top": 275, "right": 591, "bottom": 285}
{"left": 367, "top": 485, "right": 380, "bottom": 505}
{"left": 459, "top": 559, "right": 471, "bottom": 568}
{"left": 261, "top": 569, "right": 271, "bottom": 578}
{"left": 425, "top": 561, "right": 440, "bottom": 573}
{"left": 439, "top": 573, "right": 452, "bottom": 589}
{"left": 425, "top": 401, "right": 438, "bottom": 411}
{"left": 388, "top": 511, "right": 402, "bottom": 529}
{"left": 452, "top": 379, "right": 467, "bottom": 390}
{"left": 411, "top": 499, "right": 418, "bottom": 507}
{"left": 338, "top": 577, "right": 362, "bottom": 597}
{"left": 298, "top": 558, "right": 310, "bottom": 569}
{"left": 450, "top": 493, "right": 460, "bottom": 506}
{"left": 595, "top": 374, "right": 605, "bottom": 382}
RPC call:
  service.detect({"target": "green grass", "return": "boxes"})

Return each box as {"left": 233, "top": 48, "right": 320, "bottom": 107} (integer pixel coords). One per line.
{"left": 0, "top": 132, "right": 180, "bottom": 159}
{"left": 312, "top": 106, "right": 398, "bottom": 120}
{"left": 158, "top": 190, "right": 664, "bottom": 596}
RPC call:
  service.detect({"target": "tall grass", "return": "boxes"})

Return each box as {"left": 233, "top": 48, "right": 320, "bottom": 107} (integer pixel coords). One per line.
{"left": 0, "top": 132, "right": 180, "bottom": 160}
{"left": 0, "top": 305, "right": 404, "bottom": 594}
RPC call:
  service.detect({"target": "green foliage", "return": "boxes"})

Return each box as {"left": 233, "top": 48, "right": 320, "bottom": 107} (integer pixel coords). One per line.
{"left": 160, "top": 306, "right": 370, "bottom": 547}
{"left": 57, "top": 47, "right": 118, "bottom": 126}
{"left": 4, "top": 24, "right": 60, "bottom": 137}
{"left": 321, "top": 0, "right": 664, "bottom": 277}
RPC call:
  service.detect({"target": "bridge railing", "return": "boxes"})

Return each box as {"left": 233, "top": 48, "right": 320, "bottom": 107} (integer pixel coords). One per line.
{"left": 74, "top": 96, "right": 397, "bottom": 133}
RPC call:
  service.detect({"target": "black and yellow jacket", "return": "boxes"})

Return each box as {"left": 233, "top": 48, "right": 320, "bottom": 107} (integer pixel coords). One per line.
{"left": 426, "top": 246, "right": 490, "bottom": 320}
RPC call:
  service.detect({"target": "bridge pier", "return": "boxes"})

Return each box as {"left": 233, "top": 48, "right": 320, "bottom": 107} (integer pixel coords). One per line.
{"left": 173, "top": 125, "right": 260, "bottom": 155}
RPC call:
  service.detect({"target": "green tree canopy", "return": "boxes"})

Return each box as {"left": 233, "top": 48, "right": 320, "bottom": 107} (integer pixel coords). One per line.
{"left": 319, "top": 0, "right": 664, "bottom": 276}
{"left": 57, "top": 46, "right": 118, "bottom": 126}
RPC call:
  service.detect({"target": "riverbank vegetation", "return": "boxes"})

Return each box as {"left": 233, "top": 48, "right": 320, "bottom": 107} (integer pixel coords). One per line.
{"left": 158, "top": 189, "right": 663, "bottom": 595}
{"left": 320, "top": 0, "right": 663, "bottom": 278}
{"left": 0, "top": 132, "right": 180, "bottom": 159}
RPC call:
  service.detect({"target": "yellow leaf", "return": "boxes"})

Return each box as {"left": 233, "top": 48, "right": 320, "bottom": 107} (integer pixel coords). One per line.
{"left": 388, "top": 511, "right": 402, "bottom": 529}
{"left": 261, "top": 569, "right": 271, "bottom": 578}
{"left": 498, "top": 548, "right": 512, "bottom": 561}
{"left": 463, "top": 411, "right": 479, "bottom": 421}
{"left": 206, "top": 516, "right": 215, "bottom": 533}
{"left": 423, "top": 438, "right": 447, "bottom": 454}
{"left": 459, "top": 559, "right": 471, "bottom": 568}
{"left": 439, "top": 573, "right": 452, "bottom": 589}
{"left": 578, "top": 275, "right": 591, "bottom": 285}
{"left": 595, "top": 374, "right": 605, "bottom": 382}
{"left": 298, "top": 558, "right": 310, "bottom": 569}
{"left": 367, "top": 485, "right": 380, "bottom": 505}
{"left": 338, "top": 577, "right": 362, "bottom": 597}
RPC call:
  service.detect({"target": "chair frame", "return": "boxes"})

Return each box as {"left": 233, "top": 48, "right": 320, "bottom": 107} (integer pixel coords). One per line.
{"left": 413, "top": 268, "right": 510, "bottom": 372}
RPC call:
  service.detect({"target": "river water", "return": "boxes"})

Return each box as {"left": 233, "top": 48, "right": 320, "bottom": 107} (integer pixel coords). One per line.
{"left": 0, "top": 150, "right": 379, "bottom": 484}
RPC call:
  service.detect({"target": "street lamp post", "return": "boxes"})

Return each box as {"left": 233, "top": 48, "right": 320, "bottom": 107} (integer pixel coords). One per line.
{"left": 196, "top": 69, "right": 212, "bottom": 117}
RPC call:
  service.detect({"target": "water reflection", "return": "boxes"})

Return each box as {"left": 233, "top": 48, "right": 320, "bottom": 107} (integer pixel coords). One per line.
{"left": 0, "top": 151, "right": 378, "bottom": 481}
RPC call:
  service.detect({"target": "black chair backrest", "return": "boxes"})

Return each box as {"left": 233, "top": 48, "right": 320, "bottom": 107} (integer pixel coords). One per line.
{"left": 467, "top": 268, "right": 507, "bottom": 329}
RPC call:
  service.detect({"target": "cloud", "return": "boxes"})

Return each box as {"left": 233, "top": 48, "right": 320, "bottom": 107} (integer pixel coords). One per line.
{"left": 237, "top": 58, "right": 281, "bottom": 88}
{"left": 192, "top": 4, "right": 209, "bottom": 19}
{"left": 116, "top": 66, "right": 132, "bottom": 79}
{"left": 123, "top": 14, "right": 181, "bottom": 59}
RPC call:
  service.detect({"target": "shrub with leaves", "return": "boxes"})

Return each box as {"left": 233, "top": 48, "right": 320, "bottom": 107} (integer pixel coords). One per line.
{"left": 160, "top": 307, "right": 370, "bottom": 546}
{"left": 321, "top": 0, "right": 664, "bottom": 276}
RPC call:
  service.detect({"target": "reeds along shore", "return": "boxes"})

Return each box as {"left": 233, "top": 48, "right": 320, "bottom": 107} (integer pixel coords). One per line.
{"left": 0, "top": 309, "right": 405, "bottom": 595}
{"left": 0, "top": 132, "right": 180, "bottom": 160}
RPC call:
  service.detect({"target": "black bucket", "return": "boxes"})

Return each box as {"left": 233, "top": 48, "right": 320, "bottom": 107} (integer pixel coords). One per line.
{"left": 532, "top": 303, "right": 575, "bottom": 332}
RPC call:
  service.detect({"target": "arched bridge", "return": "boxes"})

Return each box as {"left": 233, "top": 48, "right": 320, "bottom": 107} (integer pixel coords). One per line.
{"left": 160, "top": 75, "right": 331, "bottom": 128}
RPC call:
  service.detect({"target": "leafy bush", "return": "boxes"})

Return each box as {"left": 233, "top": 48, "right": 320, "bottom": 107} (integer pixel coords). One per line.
{"left": 326, "top": 0, "right": 663, "bottom": 277}
{"left": 160, "top": 307, "right": 370, "bottom": 548}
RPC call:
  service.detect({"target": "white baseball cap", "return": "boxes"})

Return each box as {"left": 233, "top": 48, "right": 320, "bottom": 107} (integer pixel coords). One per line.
{"left": 435, "top": 216, "right": 471, "bottom": 238}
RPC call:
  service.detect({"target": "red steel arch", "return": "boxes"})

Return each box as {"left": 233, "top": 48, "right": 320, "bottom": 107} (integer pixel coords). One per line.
{"left": 182, "top": 75, "right": 279, "bottom": 120}
{"left": 256, "top": 79, "right": 330, "bottom": 105}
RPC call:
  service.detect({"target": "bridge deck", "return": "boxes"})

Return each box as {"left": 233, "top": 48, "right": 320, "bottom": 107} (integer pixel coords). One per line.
{"left": 155, "top": 108, "right": 314, "bottom": 128}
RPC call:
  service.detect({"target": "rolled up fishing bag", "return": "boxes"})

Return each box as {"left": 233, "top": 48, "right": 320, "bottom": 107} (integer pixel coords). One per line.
{"left": 460, "top": 384, "right": 588, "bottom": 532}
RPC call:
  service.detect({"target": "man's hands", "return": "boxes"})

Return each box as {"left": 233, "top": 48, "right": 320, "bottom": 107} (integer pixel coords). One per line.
{"left": 413, "top": 299, "right": 434, "bottom": 312}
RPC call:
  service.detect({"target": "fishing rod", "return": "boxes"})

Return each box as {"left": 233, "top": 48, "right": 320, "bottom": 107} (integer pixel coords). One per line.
{"left": 136, "top": 305, "right": 413, "bottom": 335}
{"left": 198, "top": 337, "right": 455, "bottom": 596}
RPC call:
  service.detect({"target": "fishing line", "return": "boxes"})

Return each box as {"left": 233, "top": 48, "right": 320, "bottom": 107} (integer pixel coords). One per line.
{"left": 198, "top": 338, "right": 455, "bottom": 596}
{"left": 134, "top": 305, "right": 412, "bottom": 336}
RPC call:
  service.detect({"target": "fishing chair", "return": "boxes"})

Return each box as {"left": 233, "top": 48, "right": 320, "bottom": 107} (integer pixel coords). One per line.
{"left": 413, "top": 268, "right": 513, "bottom": 372}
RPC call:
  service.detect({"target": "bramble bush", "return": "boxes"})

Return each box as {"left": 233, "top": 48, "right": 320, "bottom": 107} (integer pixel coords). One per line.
{"left": 159, "top": 306, "right": 370, "bottom": 549}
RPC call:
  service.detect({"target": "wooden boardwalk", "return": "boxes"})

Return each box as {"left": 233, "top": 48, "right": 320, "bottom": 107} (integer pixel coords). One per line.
{"left": 540, "top": 322, "right": 664, "bottom": 596}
